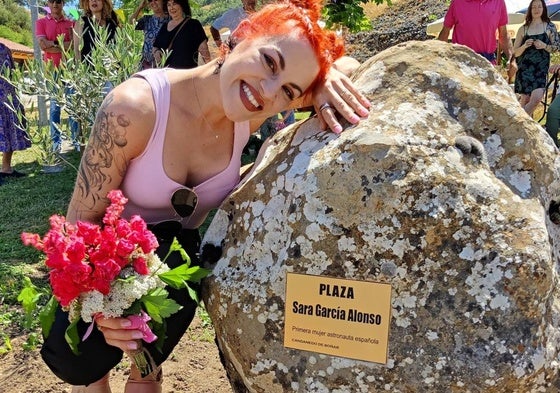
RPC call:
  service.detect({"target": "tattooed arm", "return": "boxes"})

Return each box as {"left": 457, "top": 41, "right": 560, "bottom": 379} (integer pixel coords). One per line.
{"left": 66, "top": 77, "right": 156, "bottom": 224}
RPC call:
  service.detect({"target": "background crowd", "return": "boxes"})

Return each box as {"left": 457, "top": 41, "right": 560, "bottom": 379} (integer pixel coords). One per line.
{"left": 2, "top": 0, "right": 560, "bottom": 190}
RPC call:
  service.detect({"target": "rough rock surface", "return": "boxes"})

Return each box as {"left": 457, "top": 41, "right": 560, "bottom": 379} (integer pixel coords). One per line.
{"left": 346, "top": 0, "right": 448, "bottom": 62}
{"left": 201, "top": 40, "right": 560, "bottom": 392}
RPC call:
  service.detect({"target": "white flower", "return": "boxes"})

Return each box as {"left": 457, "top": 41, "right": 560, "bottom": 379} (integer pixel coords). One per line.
{"left": 70, "top": 253, "right": 171, "bottom": 323}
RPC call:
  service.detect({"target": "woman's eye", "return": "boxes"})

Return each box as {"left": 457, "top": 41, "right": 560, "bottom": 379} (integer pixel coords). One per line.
{"left": 283, "top": 86, "right": 294, "bottom": 100}
{"left": 264, "top": 54, "right": 276, "bottom": 73}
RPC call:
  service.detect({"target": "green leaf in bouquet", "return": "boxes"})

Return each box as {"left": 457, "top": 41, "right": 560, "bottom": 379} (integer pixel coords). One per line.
{"left": 141, "top": 287, "right": 182, "bottom": 324}
{"left": 125, "top": 299, "right": 144, "bottom": 316}
{"left": 151, "top": 320, "right": 166, "bottom": 352}
{"left": 65, "top": 317, "right": 81, "bottom": 356}
{"left": 158, "top": 265, "right": 211, "bottom": 289}
{"left": 163, "top": 238, "right": 191, "bottom": 266}
{"left": 186, "top": 283, "right": 200, "bottom": 304}
{"left": 39, "top": 296, "right": 59, "bottom": 338}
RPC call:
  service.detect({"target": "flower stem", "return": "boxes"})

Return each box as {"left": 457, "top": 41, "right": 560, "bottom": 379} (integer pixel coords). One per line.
{"left": 128, "top": 342, "right": 157, "bottom": 378}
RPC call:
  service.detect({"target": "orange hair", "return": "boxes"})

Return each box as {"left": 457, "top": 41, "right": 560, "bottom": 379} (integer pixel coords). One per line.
{"left": 229, "top": 0, "right": 345, "bottom": 94}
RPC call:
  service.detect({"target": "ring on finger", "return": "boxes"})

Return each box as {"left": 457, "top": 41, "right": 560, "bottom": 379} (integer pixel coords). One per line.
{"left": 319, "top": 102, "right": 331, "bottom": 112}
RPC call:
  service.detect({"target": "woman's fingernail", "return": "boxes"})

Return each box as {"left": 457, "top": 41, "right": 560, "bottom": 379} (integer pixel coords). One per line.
{"left": 358, "top": 108, "right": 369, "bottom": 116}
{"left": 128, "top": 342, "right": 138, "bottom": 350}
{"left": 349, "top": 114, "right": 360, "bottom": 123}
{"left": 333, "top": 124, "right": 343, "bottom": 134}
{"left": 122, "top": 320, "right": 132, "bottom": 328}
{"left": 132, "top": 331, "right": 144, "bottom": 339}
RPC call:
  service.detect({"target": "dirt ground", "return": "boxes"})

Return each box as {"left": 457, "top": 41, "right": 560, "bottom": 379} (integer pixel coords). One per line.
{"left": 0, "top": 314, "right": 233, "bottom": 393}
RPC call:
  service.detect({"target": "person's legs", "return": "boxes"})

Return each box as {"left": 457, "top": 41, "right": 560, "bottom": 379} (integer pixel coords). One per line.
{"left": 518, "top": 94, "right": 530, "bottom": 109}
{"left": 523, "top": 88, "right": 545, "bottom": 117}
{"left": 50, "top": 98, "right": 62, "bottom": 152}
{"left": 2, "top": 151, "right": 13, "bottom": 173}
{"left": 64, "top": 84, "right": 81, "bottom": 149}
{"left": 545, "top": 95, "right": 560, "bottom": 147}
{"left": 71, "top": 374, "right": 111, "bottom": 393}
{"left": 41, "top": 307, "right": 124, "bottom": 386}
{"left": 0, "top": 151, "right": 24, "bottom": 176}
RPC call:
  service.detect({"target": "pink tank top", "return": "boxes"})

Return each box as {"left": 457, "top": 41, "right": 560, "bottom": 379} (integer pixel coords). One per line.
{"left": 121, "top": 68, "right": 250, "bottom": 229}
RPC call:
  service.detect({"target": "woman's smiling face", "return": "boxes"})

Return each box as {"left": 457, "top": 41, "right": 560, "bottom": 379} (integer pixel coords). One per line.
{"left": 166, "top": 0, "right": 183, "bottom": 18}
{"left": 219, "top": 33, "right": 320, "bottom": 122}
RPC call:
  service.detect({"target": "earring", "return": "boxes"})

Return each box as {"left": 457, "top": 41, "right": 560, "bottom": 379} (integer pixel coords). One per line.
{"left": 213, "top": 37, "right": 237, "bottom": 74}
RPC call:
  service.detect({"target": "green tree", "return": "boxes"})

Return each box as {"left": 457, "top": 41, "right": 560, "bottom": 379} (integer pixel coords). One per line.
{"left": 323, "top": 0, "right": 392, "bottom": 33}
{"left": 0, "top": 0, "right": 32, "bottom": 46}
{"left": 10, "top": 22, "right": 144, "bottom": 161}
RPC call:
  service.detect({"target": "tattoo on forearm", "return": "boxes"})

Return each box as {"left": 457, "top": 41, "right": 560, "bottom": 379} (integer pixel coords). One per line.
{"left": 76, "top": 94, "right": 130, "bottom": 205}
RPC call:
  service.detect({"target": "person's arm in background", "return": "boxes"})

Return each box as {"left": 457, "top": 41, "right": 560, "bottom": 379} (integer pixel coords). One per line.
{"left": 129, "top": 0, "right": 147, "bottom": 23}
{"left": 437, "top": 26, "right": 451, "bottom": 42}
{"left": 437, "top": 0, "right": 455, "bottom": 43}
{"left": 498, "top": 25, "right": 513, "bottom": 62}
{"left": 513, "top": 26, "right": 532, "bottom": 59}
{"left": 198, "top": 40, "right": 211, "bottom": 64}
{"left": 73, "top": 21, "right": 83, "bottom": 62}
{"left": 210, "top": 25, "right": 222, "bottom": 48}
{"left": 210, "top": 9, "right": 232, "bottom": 48}
{"left": 36, "top": 18, "right": 61, "bottom": 54}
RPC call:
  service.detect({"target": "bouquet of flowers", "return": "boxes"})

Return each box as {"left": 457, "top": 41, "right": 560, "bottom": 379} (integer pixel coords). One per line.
{"left": 19, "top": 190, "right": 209, "bottom": 376}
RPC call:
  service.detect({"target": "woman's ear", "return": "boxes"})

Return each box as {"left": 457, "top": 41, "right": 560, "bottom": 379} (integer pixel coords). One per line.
{"left": 231, "top": 19, "right": 252, "bottom": 41}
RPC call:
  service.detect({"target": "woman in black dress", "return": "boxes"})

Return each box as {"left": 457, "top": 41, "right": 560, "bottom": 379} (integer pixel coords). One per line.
{"left": 513, "top": 0, "right": 560, "bottom": 116}
{"left": 152, "top": 0, "right": 211, "bottom": 69}
{"left": 74, "top": 0, "right": 120, "bottom": 64}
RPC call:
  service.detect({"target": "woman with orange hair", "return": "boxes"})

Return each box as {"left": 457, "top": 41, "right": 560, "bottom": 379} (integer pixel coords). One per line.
{"left": 40, "top": 0, "right": 370, "bottom": 391}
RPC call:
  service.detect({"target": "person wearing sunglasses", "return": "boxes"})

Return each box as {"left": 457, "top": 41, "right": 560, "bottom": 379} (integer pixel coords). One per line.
{"left": 36, "top": 0, "right": 79, "bottom": 153}
{"left": 40, "top": 0, "right": 371, "bottom": 391}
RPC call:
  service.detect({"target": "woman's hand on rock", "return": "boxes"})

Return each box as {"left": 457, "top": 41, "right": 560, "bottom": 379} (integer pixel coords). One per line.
{"left": 312, "top": 67, "right": 371, "bottom": 134}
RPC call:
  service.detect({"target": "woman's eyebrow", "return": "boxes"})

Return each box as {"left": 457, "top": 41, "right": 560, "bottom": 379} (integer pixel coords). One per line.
{"left": 274, "top": 49, "right": 303, "bottom": 97}
{"left": 275, "top": 48, "right": 286, "bottom": 70}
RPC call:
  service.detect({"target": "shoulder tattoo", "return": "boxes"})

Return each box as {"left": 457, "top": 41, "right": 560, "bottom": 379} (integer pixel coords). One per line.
{"left": 76, "top": 94, "right": 131, "bottom": 203}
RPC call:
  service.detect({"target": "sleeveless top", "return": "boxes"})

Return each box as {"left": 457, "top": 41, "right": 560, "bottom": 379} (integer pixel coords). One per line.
{"left": 121, "top": 68, "right": 250, "bottom": 228}
{"left": 80, "top": 16, "right": 118, "bottom": 62}
{"left": 514, "top": 24, "right": 552, "bottom": 94}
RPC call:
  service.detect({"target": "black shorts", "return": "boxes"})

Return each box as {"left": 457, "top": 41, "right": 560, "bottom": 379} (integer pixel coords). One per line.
{"left": 40, "top": 221, "right": 201, "bottom": 386}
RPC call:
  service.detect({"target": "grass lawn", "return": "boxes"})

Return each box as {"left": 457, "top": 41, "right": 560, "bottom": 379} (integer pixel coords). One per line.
{"left": 0, "top": 145, "right": 81, "bottom": 351}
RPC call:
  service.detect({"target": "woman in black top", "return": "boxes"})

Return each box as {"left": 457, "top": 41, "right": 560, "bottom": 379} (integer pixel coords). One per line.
{"left": 74, "top": 0, "right": 120, "bottom": 63}
{"left": 153, "top": 0, "right": 211, "bottom": 69}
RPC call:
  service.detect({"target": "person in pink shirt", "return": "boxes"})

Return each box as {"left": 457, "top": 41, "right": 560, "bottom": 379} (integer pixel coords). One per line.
{"left": 35, "top": 0, "right": 79, "bottom": 152}
{"left": 437, "top": 0, "right": 513, "bottom": 66}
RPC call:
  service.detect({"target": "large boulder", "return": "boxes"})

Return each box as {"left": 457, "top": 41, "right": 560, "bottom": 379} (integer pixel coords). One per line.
{"left": 200, "top": 40, "right": 560, "bottom": 392}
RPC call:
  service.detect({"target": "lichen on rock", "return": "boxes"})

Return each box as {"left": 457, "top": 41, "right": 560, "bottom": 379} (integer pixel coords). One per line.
{"left": 201, "top": 41, "right": 560, "bottom": 392}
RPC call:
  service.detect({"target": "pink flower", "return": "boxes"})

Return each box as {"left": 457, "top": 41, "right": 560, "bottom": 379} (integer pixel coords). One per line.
{"left": 116, "top": 238, "right": 135, "bottom": 258}
{"left": 76, "top": 221, "right": 101, "bottom": 244}
{"left": 21, "top": 189, "right": 170, "bottom": 344}
{"left": 90, "top": 258, "right": 121, "bottom": 294}
{"left": 103, "top": 190, "right": 128, "bottom": 226}
{"left": 21, "top": 232, "right": 43, "bottom": 250}
{"left": 66, "top": 236, "right": 87, "bottom": 264}
{"left": 50, "top": 270, "right": 84, "bottom": 307}
{"left": 132, "top": 256, "right": 149, "bottom": 275}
